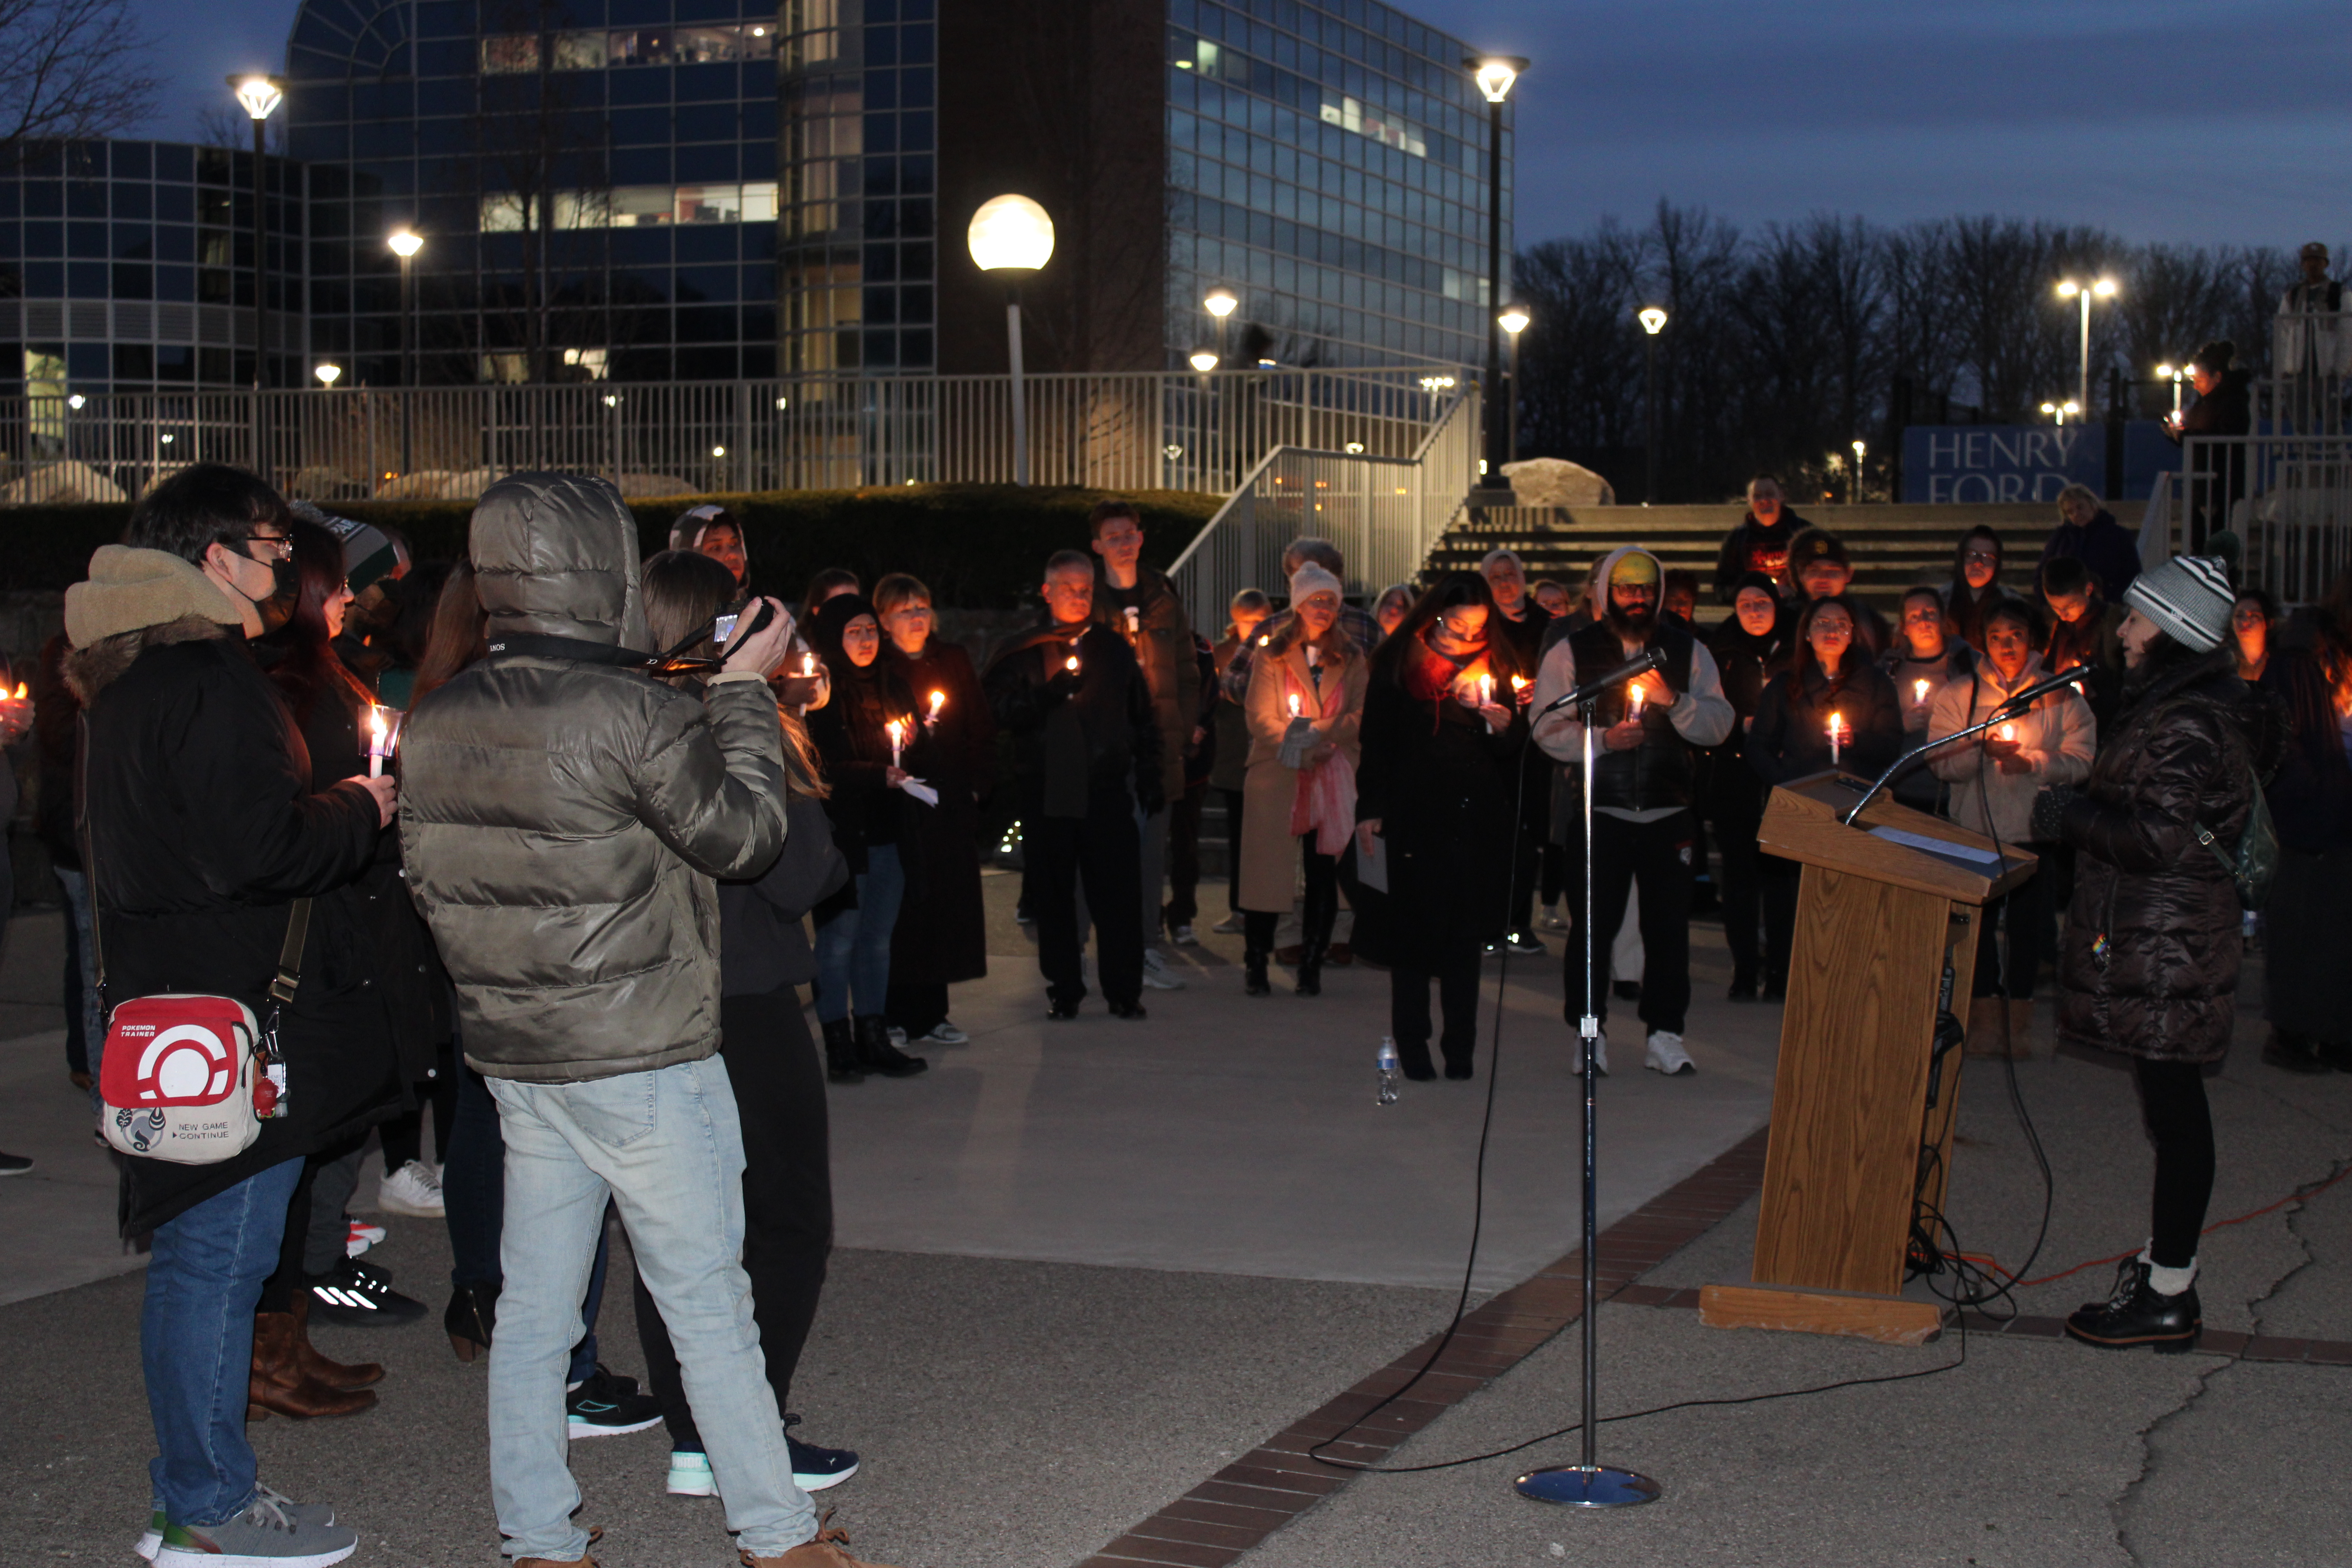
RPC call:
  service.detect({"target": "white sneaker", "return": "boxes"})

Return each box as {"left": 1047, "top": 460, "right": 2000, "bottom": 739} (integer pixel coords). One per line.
{"left": 1172, "top": 924, "right": 1198, "bottom": 946}
{"left": 377, "top": 1158, "right": 445, "bottom": 1218}
{"left": 886, "top": 1025, "right": 908, "bottom": 1047}
{"left": 345, "top": 1220, "right": 386, "bottom": 1258}
{"left": 1211, "top": 913, "right": 1245, "bottom": 935}
{"left": 1140, "top": 949, "right": 1186, "bottom": 990}
{"left": 1645, "top": 1031, "right": 1696, "bottom": 1076}
{"left": 915, "top": 1019, "right": 969, "bottom": 1045}
{"left": 666, "top": 1450, "right": 717, "bottom": 1497}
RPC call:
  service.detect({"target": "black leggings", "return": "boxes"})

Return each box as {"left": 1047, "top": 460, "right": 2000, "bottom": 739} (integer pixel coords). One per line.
{"left": 2134, "top": 1058, "right": 2215, "bottom": 1270}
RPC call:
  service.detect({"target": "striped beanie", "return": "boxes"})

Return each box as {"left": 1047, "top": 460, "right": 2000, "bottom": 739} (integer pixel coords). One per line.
{"left": 2124, "top": 552, "right": 2234, "bottom": 652}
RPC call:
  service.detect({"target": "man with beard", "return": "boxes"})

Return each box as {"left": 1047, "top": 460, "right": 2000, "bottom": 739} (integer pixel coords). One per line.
{"left": 1532, "top": 548, "right": 1733, "bottom": 1076}
{"left": 1713, "top": 477, "right": 1806, "bottom": 603}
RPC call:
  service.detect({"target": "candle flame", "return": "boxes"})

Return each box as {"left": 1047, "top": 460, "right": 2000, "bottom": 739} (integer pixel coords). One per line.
{"left": 10, "top": 683, "right": 24, "bottom": 701}
{"left": 1829, "top": 712, "right": 1848, "bottom": 737}
{"left": 1998, "top": 722, "right": 2014, "bottom": 742}
{"left": 1913, "top": 678, "right": 1929, "bottom": 704}
{"left": 1510, "top": 674, "right": 1528, "bottom": 691}
{"left": 927, "top": 689, "right": 946, "bottom": 719}
{"left": 1065, "top": 655, "right": 1080, "bottom": 672}
{"left": 800, "top": 652, "right": 816, "bottom": 677}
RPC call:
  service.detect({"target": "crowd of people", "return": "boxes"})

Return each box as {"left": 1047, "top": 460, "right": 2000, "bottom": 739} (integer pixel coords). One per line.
{"left": 15, "top": 434, "right": 2330, "bottom": 1560}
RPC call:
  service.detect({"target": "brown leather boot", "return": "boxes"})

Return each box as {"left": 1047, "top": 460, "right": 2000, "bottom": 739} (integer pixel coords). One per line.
{"left": 249, "top": 1311, "right": 379, "bottom": 1419}
{"left": 1962, "top": 996, "right": 2008, "bottom": 1058}
{"left": 292, "top": 1294, "right": 384, "bottom": 1390}
{"left": 739, "top": 1512, "right": 901, "bottom": 1568}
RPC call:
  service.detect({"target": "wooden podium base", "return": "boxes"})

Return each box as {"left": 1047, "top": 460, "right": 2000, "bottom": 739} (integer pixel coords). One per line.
{"left": 1697, "top": 1282, "right": 1945, "bottom": 1347}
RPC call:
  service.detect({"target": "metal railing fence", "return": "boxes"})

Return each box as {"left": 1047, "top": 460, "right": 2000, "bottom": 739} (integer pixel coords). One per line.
{"left": 2159, "top": 432, "right": 2352, "bottom": 603}
{"left": 1165, "top": 387, "right": 1480, "bottom": 637}
{"left": 0, "top": 367, "right": 1468, "bottom": 506}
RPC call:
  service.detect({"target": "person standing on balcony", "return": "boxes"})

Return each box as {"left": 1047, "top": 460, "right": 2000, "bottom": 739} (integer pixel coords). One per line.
{"left": 1089, "top": 501, "right": 1200, "bottom": 993}
{"left": 2167, "top": 341, "right": 2253, "bottom": 552}
{"left": 2274, "top": 242, "right": 2348, "bottom": 432}
{"left": 1713, "top": 476, "right": 1806, "bottom": 603}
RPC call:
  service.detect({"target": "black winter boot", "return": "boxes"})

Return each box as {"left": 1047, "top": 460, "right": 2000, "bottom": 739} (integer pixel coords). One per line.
{"left": 2064, "top": 1258, "right": 2200, "bottom": 1353}
{"left": 1295, "top": 882, "right": 1335, "bottom": 996}
{"left": 822, "top": 1018, "right": 866, "bottom": 1083}
{"left": 1243, "top": 943, "right": 1271, "bottom": 996}
{"left": 853, "top": 1015, "right": 928, "bottom": 1078}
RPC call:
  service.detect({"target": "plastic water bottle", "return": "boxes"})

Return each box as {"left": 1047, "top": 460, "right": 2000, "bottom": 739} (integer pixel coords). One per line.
{"left": 1376, "top": 1036, "right": 1401, "bottom": 1105}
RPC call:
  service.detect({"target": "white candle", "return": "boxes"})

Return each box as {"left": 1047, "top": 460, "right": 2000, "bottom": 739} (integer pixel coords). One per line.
{"left": 367, "top": 705, "right": 391, "bottom": 778}
{"left": 1627, "top": 683, "right": 1646, "bottom": 718}
{"left": 927, "top": 689, "right": 946, "bottom": 725}
{"left": 800, "top": 652, "right": 816, "bottom": 678}
{"left": 1913, "top": 678, "right": 1930, "bottom": 708}
{"left": 887, "top": 718, "right": 907, "bottom": 769}
{"left": 1287, "top": 690, "right": 1303, "bottom": 719}
{"left": 1998, "top": 722, "right": 2015, "bottom": 742}
{"left": 1828, "top": 711, "right": 1847, "bottom": 766}
{"left": 1477, "top": 673, "right": 1495, "bottom": 708}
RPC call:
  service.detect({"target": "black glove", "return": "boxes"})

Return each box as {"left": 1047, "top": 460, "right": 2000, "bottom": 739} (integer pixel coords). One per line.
{"left": 2029, "top": 784, "right": 2078, "bottom": 843}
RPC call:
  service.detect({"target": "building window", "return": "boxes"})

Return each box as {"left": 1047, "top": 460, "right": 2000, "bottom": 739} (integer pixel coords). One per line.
{"left": 482, "top": 24, "right": 776, "bottom": 74}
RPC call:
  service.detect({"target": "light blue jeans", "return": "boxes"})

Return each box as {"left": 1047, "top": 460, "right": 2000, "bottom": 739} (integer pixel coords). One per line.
{"left": 485, "top": 1057, "right": 814, "bottom": 1561}
{"left": 811, "top": 841, "right": 904, "bottom": 1023}
{"left": 143, "top": 1156, "right": 305, "bottom": 1526}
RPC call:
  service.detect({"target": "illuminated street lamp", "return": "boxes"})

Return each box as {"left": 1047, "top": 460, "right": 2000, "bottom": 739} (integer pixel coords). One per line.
{"left": 2056, "top": 276, "right": 2117, "bottom": 421}
{"left": 1851, "top": 439, "right": 1867, "bottom": 503}
{"left": 1188, "top": 350, "right": 1219, "bottom": 373}
{"left": 314, "top": 363, "right": 342, "bottom": 388}
{"left": 1497, "top": 305, "right": 1529, "bottom": 465}
{"left": 1464, "top": 53, "right": 1528, "bottom": 491}
{"left": 1204, "top": 286, "right": 1238, "bottom": 365}
{"left": 2040, "top": 399, "right": 2082, "bottom": 427}
{"left": 1639, "top": 306, "right": 1668, "bottom": 503}
{"left": 230, "top": 73, "right": 284, "bottom": 466}
{"left": 967, "top": 194, "right": 1055, "bottom": 485}
{"left": 386, "top": 229, "right": 423, "bottom": 479}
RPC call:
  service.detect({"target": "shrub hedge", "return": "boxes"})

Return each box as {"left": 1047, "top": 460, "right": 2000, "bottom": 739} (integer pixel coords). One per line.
{"left": 0, "top": 483, "right": 1224, "bottom": 606}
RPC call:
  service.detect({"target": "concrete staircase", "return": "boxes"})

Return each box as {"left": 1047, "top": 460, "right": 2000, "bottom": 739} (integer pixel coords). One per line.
{"left": 1424, "top": 502, "right": 2072, "bottom": 609}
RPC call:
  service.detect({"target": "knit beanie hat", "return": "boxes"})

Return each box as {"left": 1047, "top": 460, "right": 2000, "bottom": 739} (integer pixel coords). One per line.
{"left": 1289, "top": 563, "right": 1343, "bottom": 604}
{"left": 2124, "top": 551, "right": 2234, "bottom": 653}
{"left": 293, "top": 503, "right": 405, "bottom": 595}
{"left": 65, "top": 545, "right": 245, "bottom": 647}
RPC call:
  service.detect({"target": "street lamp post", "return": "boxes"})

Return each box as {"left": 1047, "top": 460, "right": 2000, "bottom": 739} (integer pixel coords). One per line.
{"left": 967, "top": 194, "right": 1055, "bottom": 486}
{"left": 231, "top": 74, "right": 283, "bottom": 474}
{"left": 1851, "top": 439, "right": 1867, "bottom": 503}
{"left": 1466, "top": 54, "right": 1527, "bottom": 493}
{"left": 2055, "top": 276, "right": 2117, "bottom": 421}
{"left": 1497, "top": 305, "right": 1529, "bottom": 468}
{"left": 1638, "top": 306, "right": 1668, "bottom": 503}
{"left": 388, "top": 229, "right": 423, "bottom": 480}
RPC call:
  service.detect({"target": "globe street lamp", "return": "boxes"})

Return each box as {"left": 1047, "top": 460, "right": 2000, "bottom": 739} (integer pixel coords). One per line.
{"left": 314, "top": 363, "right": 342, "bottom": 388}
{"left": 2055, "top": 276, "right": 2117, "bottom": 424}
{"left": 1188, "top": 351, "right": 1219, "bottom": 373}
{"left": 1639, "top": 306, "right": 1668, "bottom": 503}
{"left": 387, "top": 229, "right": 423, "bottom": 481}
{"left": 1497, "top": 305, "right": 1530, "bottom": 467}
{"left": 967, "top": 194, "right": 1054, "bottom": 486}
{"left": 1465, "top": 54, "right": 1528, "bottom": 495}
{"left": 230, "top": 73, "right": 284, "bottom": 468}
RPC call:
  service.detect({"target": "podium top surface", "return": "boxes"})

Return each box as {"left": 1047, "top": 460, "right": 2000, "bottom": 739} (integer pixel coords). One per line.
{"left": 1759, "top": 771, "right": 2038, "bottom": 904}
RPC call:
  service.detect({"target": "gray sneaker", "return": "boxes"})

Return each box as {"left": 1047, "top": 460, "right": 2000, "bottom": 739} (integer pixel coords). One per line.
{"left": 140, "top": 1490, "right": 335, "bottom": 1563}
{"left": 153, "top": 1490, "right": 354, "bottom": 1568}
{"left": 1140, "top": 949, "right": 1186, "bottom": 990}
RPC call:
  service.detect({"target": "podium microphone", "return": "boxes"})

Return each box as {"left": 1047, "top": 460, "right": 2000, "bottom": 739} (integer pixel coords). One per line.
{"left": 1536, "top": 647, "right": 1666, "bottom": 717}
{"left": 1840, "top": 666, "right": 2089, "bottom": 826}
{"left": 1992, "top": 665, "right": 2090, "bottom": 716}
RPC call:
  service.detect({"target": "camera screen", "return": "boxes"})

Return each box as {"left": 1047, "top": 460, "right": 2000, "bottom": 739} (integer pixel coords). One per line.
{"left": 713, "top": 613, "right": 739, "bottom": 643}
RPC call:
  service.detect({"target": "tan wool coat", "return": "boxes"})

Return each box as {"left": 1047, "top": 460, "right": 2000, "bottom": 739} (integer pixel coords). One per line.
{"left": 1238, "top": 638, "right": 1367, "bottom": 912}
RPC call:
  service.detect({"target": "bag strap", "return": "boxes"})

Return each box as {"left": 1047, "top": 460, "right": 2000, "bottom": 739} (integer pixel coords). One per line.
{"left": 77, "top": 711, "right": 313, "bottom": 1018}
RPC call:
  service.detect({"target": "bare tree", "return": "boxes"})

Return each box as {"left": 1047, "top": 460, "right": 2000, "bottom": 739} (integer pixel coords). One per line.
{"left": 0, "top": 0, "right": 159, "bottom": 167}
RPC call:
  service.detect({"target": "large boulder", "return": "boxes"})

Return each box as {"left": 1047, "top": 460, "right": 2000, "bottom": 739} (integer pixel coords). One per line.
{"left": 1502, "top": 457, "right": 1613, "bottom": 509}
{"left": 2, "top": 459, "right": 127, "bottom": 505}
{"left": 378, "top": 468, "right": 503, "bottom": 501}
{"left": 617, "top": 471, "right": 697, "bottom": 498}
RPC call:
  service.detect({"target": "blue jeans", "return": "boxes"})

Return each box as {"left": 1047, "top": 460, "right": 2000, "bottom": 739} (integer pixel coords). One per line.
{"left": 485, "top": 1058, "right": 812, "bottom": 1560}
{"left": 142, "top": 1156, "right": 305, "bottom": 1526}
{"left": 811, "top": 841, "right": 904, "bottom": 1023}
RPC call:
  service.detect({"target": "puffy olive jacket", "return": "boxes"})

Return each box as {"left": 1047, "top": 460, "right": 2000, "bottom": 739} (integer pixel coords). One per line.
{"left": 2054, "top": 646, "right": 2276, "bottom": 1064}
{"left": 400, "top": 474, "right": 788, "bottom": 1082}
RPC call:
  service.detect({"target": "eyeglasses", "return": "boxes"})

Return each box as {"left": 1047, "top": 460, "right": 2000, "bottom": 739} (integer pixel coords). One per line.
{"left": 240, "top": 532, "right": 292, "bottom": 561}
{"left": 1962, "top": 550, "right": 1998, "bottom": 565}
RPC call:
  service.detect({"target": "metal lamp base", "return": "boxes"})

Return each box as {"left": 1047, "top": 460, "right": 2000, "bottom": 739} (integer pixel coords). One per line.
{"left": 1514, "top": 1464, "right": 1662, "bottom": 1508}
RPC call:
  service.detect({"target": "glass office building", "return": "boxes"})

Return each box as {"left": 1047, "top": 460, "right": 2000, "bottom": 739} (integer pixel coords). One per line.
{"left": 0, "top": 0, "right": 1498, "bottom": 393}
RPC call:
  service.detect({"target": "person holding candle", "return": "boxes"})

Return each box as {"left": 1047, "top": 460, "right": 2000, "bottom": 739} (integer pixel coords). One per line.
{"left": 804, "top": 594, "right": 931, "bottom": 1081}
{"left": 2040, "top": 555, "right": 2129, "bottom": 733}
{"left": 1928, "top": 599, "right": 2097, "bottom": 1056}
{"left": 1481, "top": 547, "right": 1555, "bottom": 958}
{"left": 985, "top": 551, "right": 1163, "bottom": 1020}
{"left": 1209, "top": 590, "right": 1274, "bottom": 935}
{"left": 1237, "top": 564, "right": 1368, "bottom": 997}
{"left": 65, "top": 464, "right": 398, "bottom": 1567}
{"left": 2031, "top": 540, "right": 2276, "bottom": 1352}
{"left": 1745, "top": 594, "right": 1905, "bottom": 998}
{"left": 872, "top": 572, "right": 994, "bottom": 1049}
{"left": 1356, "top": 573, "right": 1524, "bottom": 1080}
{"left": 1881, "top": 584, "right": 1976, "bottom": 813}
{"left": 1532, "top": 547, "right": 1735, "bottom": 1075}
{"left": 1703, "top": 573, "right": 1793, "bottom": 1000}
{"left": 1220, "top": 538, "right": 1381, "bottom": 702}
{"left": 1712, "top": 475, "right": 1807, "bottom": 603}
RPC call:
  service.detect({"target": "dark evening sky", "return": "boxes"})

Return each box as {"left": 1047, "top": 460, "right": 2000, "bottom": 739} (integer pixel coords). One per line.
{"left": 134, "top": 0, "right": 2350, "bottom": 249}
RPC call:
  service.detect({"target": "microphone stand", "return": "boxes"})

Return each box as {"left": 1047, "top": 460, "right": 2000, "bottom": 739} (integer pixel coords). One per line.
{"left": 1515, "top": 690, "right": 1661, "bottom": 1509}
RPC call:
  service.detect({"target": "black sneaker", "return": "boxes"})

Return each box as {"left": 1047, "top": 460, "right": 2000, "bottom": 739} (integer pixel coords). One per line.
{"left": 566, "top": 1363, "right": 663, "bottom": 1438}
{"left": 2064, "top": 1258, "right": 2201, "bottom": 1354}
{"left": 0, "top": 1150, "right": 31, "bottom": 1176}
{"left": 784, "top": 1414, "right": 860, "bottom": 1491}
{"left": 305, "top": 1256, "right": 426, "bottom": 1327}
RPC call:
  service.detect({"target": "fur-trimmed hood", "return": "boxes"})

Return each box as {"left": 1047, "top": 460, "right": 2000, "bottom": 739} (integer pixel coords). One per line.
{"left": 62, "top": 615, "right": 234, "bottom": 707}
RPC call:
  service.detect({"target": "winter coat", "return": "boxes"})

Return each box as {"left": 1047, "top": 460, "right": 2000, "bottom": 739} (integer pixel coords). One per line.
{"left": 805, "top": 598, "right": 922, "bottom": 876}
{"left": 1882, "top": 641, "right": 1975, "bottom": 811}
{"left": 1095, "top": 565, "right": 1201, "bottom": 802}
{"left": 1926, "top": 654, "right": 2097, "bottom": 844}
{"left": 1355, "top": 630, "right": 1526, "bottom": 966}
{"left": 66, "top": 608, "right": 388, "bottom": 1236}
{"left": 1745, "top": 656, "right": 1905, "bottom": 787}
{"left": 2258, "top": 648, "right": 2352, "bottom": 853}
{"left": 885, "top": 637, "right": 992, "bottom": 987}
{"left": 1238, "top": 636, "right": 1367, "bottom": 912}
{"left": 720, "top": 794, "right": 848, "bottom": 996}
{"left": 2035, "top": 509, "right": 2142, "bottom": 603}
{"left": 2043, "top": 596, "right": 2128, "bottom": 733}
{"left": 399, "top": 473, "right": 789, "bottom": 1084}
{"left": 2171, "top": 370, "right": 2254, "bottom": 517}
{"left": 2054, "top": 646, "right": 2276, "bottom": 1064}
{"left": 1713, "top": 509, "right": 1808, "bottom": 602}
{"left": 984, "top": 619, "right": 1163, "bottom": 817}
{"left": 33, "top": 631, "right": 80, "bottom": 871}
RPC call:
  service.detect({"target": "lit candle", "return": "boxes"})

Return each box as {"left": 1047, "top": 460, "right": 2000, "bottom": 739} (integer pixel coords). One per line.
{"left": 1287, "top": 690, "right": 1303, "bottom": 719}
{"left": 800, "top": 652, "right": 816, "bottom": 678}
{"left": 1828, "top": 711, "right": 1848, "bottom": 766}
{"left": 1913, "top": 677, "right": 1930, "bottom": 708}
{"left": 1627, "top": 682, "right": 1646, "bottom": 718}
{"left": 1477, "top": 673, "right": 1495, "bottom": 708}
{"left": 887, "top": 717, "right": 907, "bottom": 769}
{"left": 367, "top": 705, "right": 392, "bottom": 778}
{"left": 1510, "top": 674, "right": 1530, "bottom": 705}
{"left": 927, "top": 689, "right": 946, "bottom": 725}
{"left": 1997, "top": 722, "right": 2015, "bottom": 743}
{"left": 1064, "top": 654, "right": 1080, "bottom": 673}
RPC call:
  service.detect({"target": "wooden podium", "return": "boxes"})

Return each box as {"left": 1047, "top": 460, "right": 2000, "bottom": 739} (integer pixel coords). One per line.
{"left": 1698, "top": 771, "right": 2037, "bottom": 1345}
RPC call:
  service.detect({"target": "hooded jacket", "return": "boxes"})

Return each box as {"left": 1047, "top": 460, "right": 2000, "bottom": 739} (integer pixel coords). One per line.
{"left": 65, "top": 545, "right": 389, "bottom": 1234}
{"left": 399, "top": 473, "right": 789, "bottom": 1083}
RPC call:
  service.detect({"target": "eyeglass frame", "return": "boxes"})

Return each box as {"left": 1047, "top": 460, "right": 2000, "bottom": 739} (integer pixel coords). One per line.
{"left": 238, "top": 530, "right": 294, "bottom": 562}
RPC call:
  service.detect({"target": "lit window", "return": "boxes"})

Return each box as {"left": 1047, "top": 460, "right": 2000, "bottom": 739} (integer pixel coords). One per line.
{"left": 607, "top": 29, "right": 673, "bottom": 65}
{"left": 553, "top": 29, "right": 607, "bottom": 69}
{"left": 480, "top": 34, "right": 539, "bottom": 74}
{"left": 610, "top": 187, "right": 675, "bottom": 226}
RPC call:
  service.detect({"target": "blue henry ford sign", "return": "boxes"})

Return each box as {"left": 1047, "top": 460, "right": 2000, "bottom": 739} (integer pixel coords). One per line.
{"left": 1902, "top": 426, "right": 2105, "bottom": 503}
